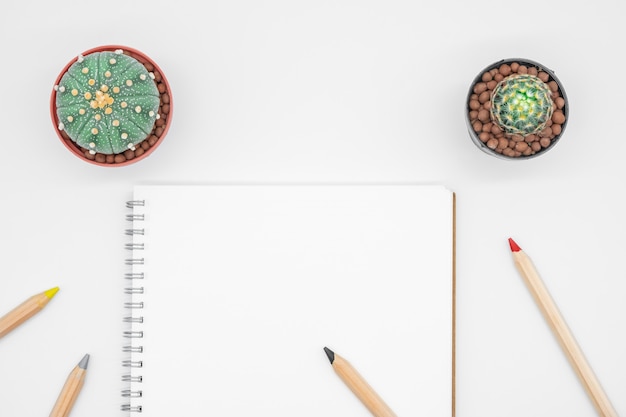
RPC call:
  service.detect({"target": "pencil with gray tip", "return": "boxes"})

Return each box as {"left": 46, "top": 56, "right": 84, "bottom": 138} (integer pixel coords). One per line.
{"left": 324, "top": 347, "right": 397, "bottom": 417}
{"left": 49, "top": 354, "right": 90, "bottom": 417}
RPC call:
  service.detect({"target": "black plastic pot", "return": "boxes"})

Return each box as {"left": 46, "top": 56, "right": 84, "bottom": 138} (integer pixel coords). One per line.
{"left": 465, "top": 58, "right": 569, "bottom": 160}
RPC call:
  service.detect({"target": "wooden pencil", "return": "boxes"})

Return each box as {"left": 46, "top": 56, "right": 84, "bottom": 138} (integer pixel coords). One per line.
{"left": 49, "top": 354, "right": 90, "bottom": 417}
{"left": 324, "top": 347, "right": 397, "bottom": 417}
{"left": 0, "top": 287, "right": 59, "bottom": 339}
{"left": 508, "top": 238, "right": 618, "bottom": 417}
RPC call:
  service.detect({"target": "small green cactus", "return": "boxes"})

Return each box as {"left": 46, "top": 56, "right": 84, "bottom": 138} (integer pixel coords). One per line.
{"left": 490, "top": 74, "right": 554, "bottom": 136}
{"left": 54, "top": 50, "right": 160, "bottom": 155}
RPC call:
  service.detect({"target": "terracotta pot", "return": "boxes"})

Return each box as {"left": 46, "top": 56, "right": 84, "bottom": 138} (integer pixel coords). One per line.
{"left": 465, "top": 58, "right": 568, "bottom": 160}
{"left": 50, "top": 45, "right": 173, "bottom": 167}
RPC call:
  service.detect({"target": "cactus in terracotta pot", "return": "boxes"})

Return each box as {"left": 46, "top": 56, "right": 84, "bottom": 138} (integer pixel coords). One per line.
{"left": 490, "top": 74, "right": 554, "bottom": 137}
{"left": 54, "top": 49, "right": 160, "bottom": 155}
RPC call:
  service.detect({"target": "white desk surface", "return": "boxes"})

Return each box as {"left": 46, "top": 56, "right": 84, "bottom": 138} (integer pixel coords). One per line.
{"left": 1, "top": 1, "right": 624, "bottom": 417}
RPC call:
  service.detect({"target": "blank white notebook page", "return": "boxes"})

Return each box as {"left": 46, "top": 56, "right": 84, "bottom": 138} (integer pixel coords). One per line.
{"left": 126, "top": 184, "right": 454, "bottom": 416}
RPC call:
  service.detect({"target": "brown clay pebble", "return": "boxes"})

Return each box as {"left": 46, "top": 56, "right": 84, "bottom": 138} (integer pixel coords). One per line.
{"left": 548, "top": 81, "right": 558, "bottom": 92}
{"left": 141, "top": 141, "right": 150, "bottom": 150}
{"left": 498, "top": 138, "right": 509, "bottom": 149}
{"left": 86, "top": 152, "right": 96, "bottom": 161}
{"left": 540, "top": 137, "right": 551, "bottom": 148}
{"left": 472, "top": 121, "right": 483, "bottom": 132}
{"left": 551, "top": 124, "right": 562, "bottom": 135}
{"left": 162, "top": 94, "right": 170, "bottom": 104}
{"left": 552, "top": 110, "right": 566, "bottom": 124}
{"left": 153, "top": 71, "right": 162, "bottom": 82}
{"left": 478, "top": 109, "right": 490, "bottom": 123}
{"left": 124, "top": 149, "right": 135, "bottom": 159}
{"left": 469, "top": 100, "right": 481, "bottom": 110}
{"left": 511, "top": 134, "right": 524, "bottom": 142}
{"left": 155, "top": 118, "right": 165, "bottom": 127}
{"left": 469, "top": 110, "right": 478, "bottom": 120}
{"left": 528, "top": 67, "right": 538, "bottom": 76}
{"left": 525, "top": 134, "right": 538, "bottom": 143}
{"left": 162, "top": 104, "right": 170, "bottom": 114}
{"left": 515, "top": 142, "right": 529, "bottom": 152}
{"left": 474, "top": 82, "right": 487, "bottom": 94}
{"left": 478, "top": 91, "right": 490, "bottom": 103}
{"left": 510, "top": 62, "right": 519, "bottom": 72}
{"left": 143, "top": 62, "right": 154, "bottom": 72}
{"left": 135, "top": 147, "right": 145, "bottom": 157}
{"left": 106, "top": 155, "right": 115, "bottom": 163}
{"left": 148, "top": 135, "right": 159, "bottom": 146}
{"left": 517, "top": 65, "right": 528, "bottom": 74}
{"left": 157, "top": 83, "right": 166, "bottom": 93}
{"left": 539, "top": 127, "right": 552, "bottom": 137}
{"left": 491, "top": 124, "right": 501, "bottom": 135}
{"left": 531, "top": 142, "right": 542, "bottom": 152}
{"left": 538, "top": 72, "right": 550, "bottom": 82}
{"left": 154, "top": 127, "right": 164, "bottom": 137}
{"left": 499, "top": 64, "right": 511, "bottom": 76}
{"left": 114, "top": 154, "right": 126, "bottom": 163}
{"left": 487, "top": 138, "right": 499, "bottom": 149}
{"left": 487, "top": 80, "right": 497, "bottom": 90}
{"left": 482, "top": 72, "right": 493, "bottom": 82}
{"left": 494, "top": 73, "right": 504, "bottom": 82}
{"left": 555, "top": 97, "right": 565, "bottom": 109}
{"left": 479, "top": 132, "right": 490, "bottom": 143}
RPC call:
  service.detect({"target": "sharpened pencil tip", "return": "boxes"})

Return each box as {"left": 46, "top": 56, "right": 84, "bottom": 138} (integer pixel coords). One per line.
{"left": 323, "top": 347, "right": 335, "bottom": 364}
{"left": 44, "top": 287, "right": 60, "bottom": 299}
{"left": 78, "top": 354, "right": 90, "bottom": 370}
{"left": 508, "top": 238, "right": 521, "bottom": 252}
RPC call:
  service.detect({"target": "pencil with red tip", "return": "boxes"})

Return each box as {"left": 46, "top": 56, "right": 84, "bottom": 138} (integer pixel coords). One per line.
{"left": 508, "top": 238, "right": 618, "bottom": 417}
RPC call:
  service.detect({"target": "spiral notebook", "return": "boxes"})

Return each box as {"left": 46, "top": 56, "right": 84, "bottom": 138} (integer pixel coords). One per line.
{"left": 122, "top": 184, "right": 455, "bottom": 416}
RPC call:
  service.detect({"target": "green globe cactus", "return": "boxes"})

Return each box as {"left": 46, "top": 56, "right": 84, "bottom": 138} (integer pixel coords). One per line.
{"left": 490, "top": 74, "right": 554, "bottom": 136}
{"left": 54, "top": 49, "right": 160, "bottom": 155}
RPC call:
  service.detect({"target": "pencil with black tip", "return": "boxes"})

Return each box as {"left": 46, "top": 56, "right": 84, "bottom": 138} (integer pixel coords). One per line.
{"left": 508, "top": 238, "right": 618, "bottom": 417}
{"left": 49, "top": 354, "right": 90, "bottom": 417}
{"left": 324, "top": 347, "right": 397, "bottom": 417}
{"left": 0, "top": 287, "right": 59, "bottom": 339}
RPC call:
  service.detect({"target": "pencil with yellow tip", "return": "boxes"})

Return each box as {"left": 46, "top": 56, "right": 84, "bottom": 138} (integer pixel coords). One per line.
{"left": 508, "top": 238, "right": 618, "bottom": 417}
{"left": 0, "top": 287, "right": 59, "bottom": 339}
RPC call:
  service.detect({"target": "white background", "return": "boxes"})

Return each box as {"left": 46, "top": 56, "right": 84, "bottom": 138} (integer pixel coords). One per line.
{"left": 1, "top": 1, "right": 624, "bottom": 417}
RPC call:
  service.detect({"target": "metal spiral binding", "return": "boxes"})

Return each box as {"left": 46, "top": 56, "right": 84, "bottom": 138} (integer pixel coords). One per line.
{"left": 122, "top": 345, "right": 144, "bottom": 353}
{"left": 123, "top": 200, "right": 145, "bottom": 413}
{"left": 123, "top": 316, "right": 144, "bottom": 323}
{"left": 123, "top": 331, "right": 144, "bottom": 338}
{"left": 126, "top": 200, "right": 145, "bottom": 208}
{"left": 122, "top": 360, "right": 144, "bottom": 368}
{"left": 125, "top": 243, "right": 145, "bottom": 250}
{"left": 121, "top": 405, "right": 143, "bottom": 412}
{"left": 122, "top": 389, "right": 143, "bottom": 398}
